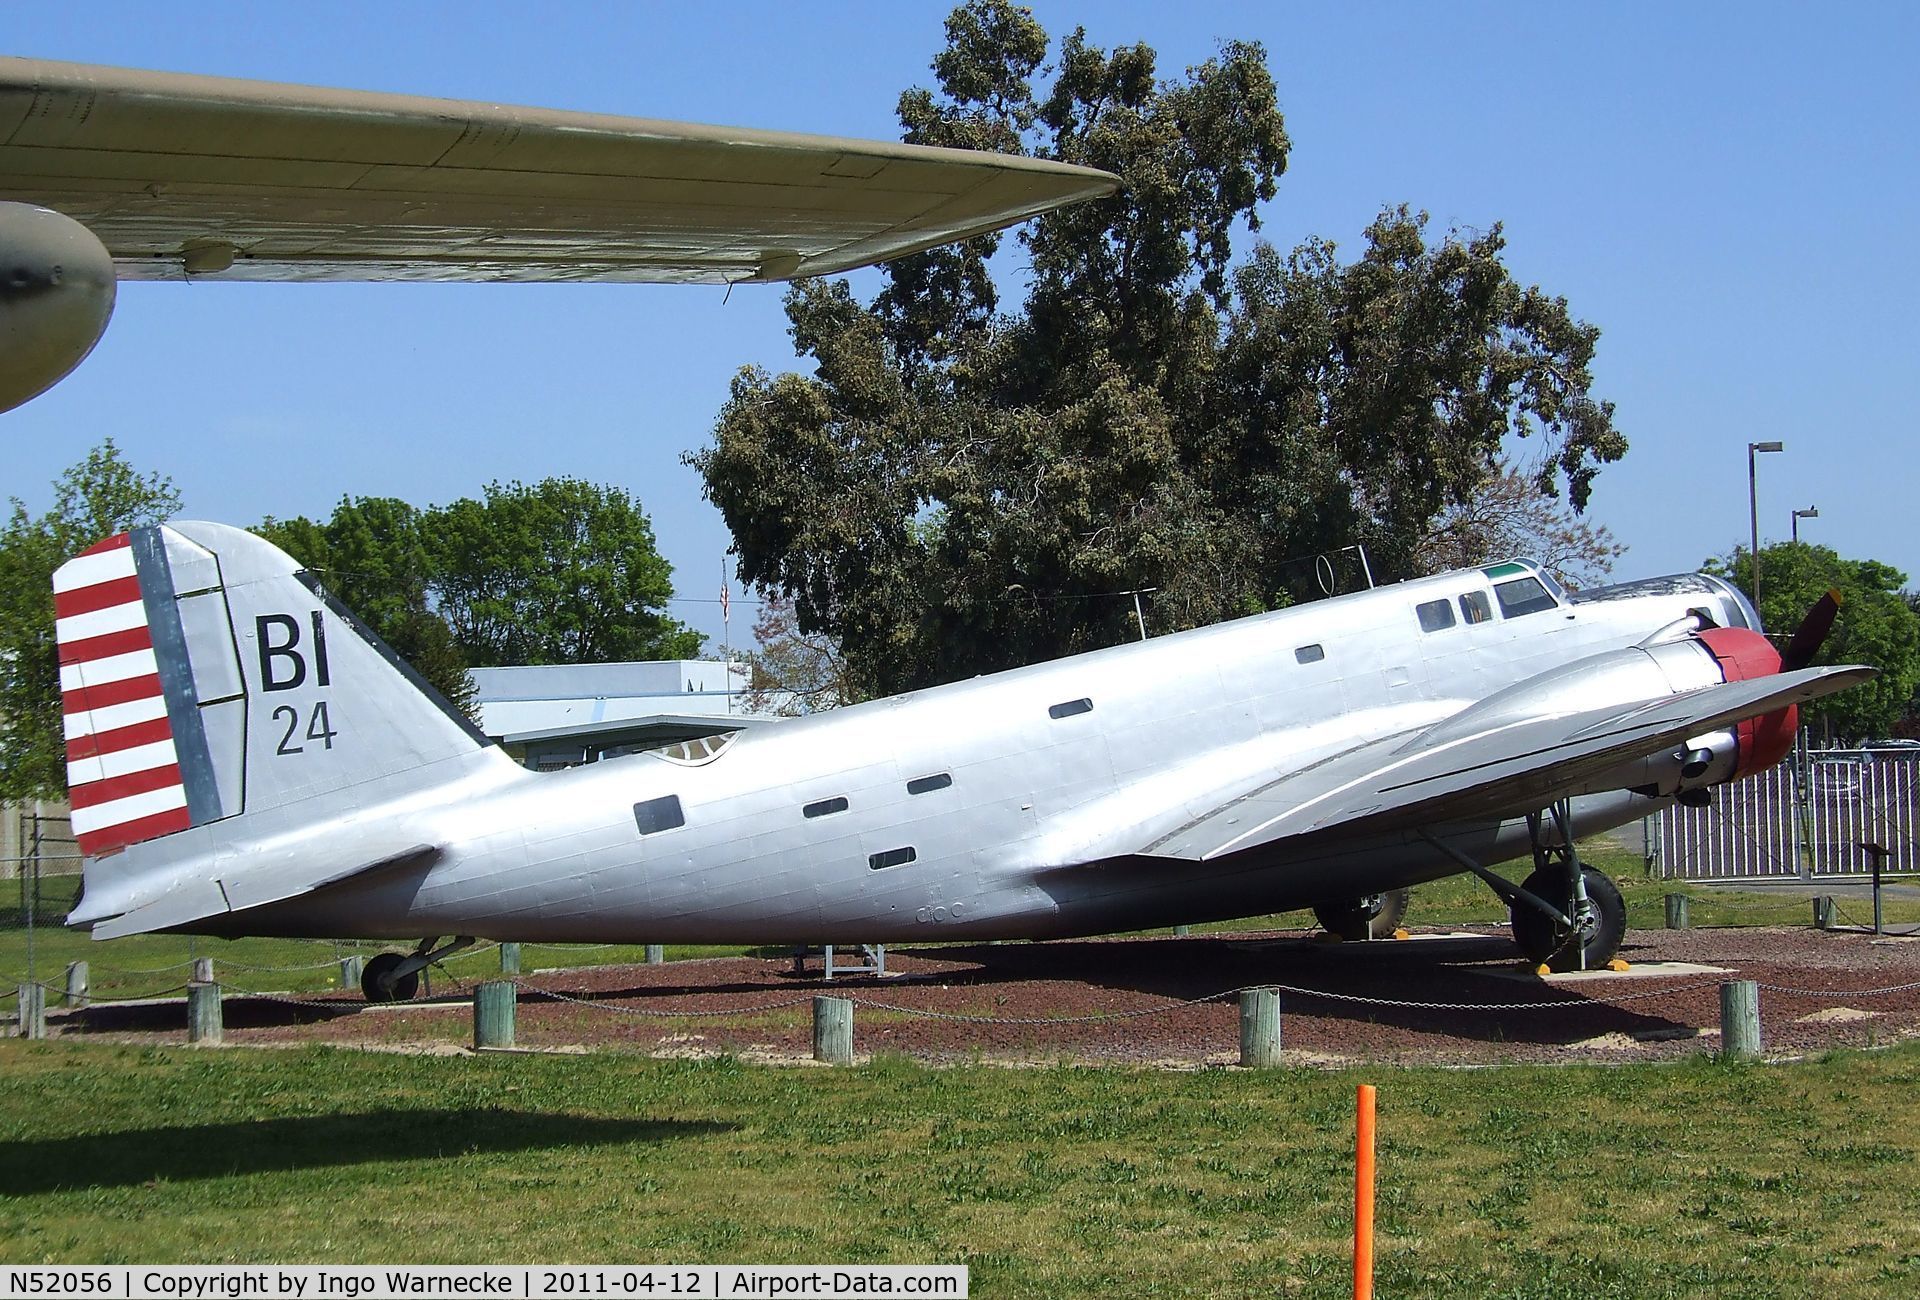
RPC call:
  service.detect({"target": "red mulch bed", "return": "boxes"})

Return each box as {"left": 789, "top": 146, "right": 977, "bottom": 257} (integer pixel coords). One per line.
{"left": 54, "top": 925, "right": 1920, "bottom": 1067}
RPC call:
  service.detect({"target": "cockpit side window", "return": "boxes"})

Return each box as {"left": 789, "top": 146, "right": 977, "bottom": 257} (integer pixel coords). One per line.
{"left": 1460, "top": 591, "right": 1493, "bottom": 624}
{"left": 1494, "top": 576, "right": 1558, "bottom": 619}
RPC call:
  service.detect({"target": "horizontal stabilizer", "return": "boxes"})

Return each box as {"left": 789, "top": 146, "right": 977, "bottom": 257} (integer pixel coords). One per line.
{"left": 89, "top": 843, "right": 440, "bottom": 940}
{"left": 1144, "top": 665, "right": 1874, "bottom": 861}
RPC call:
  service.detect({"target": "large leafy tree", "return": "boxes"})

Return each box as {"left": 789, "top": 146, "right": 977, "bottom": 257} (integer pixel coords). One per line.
{"left": 428, "top": 478, "right": 702, "bottom": 666}
{"left": 690, "top": 2, "right": 1624, "bottom": 699}
{"left": 0, "top": 441, "right": 180, "bottom": 800}
{"left": 1707, "top": 542, "right": 1920, "bottom": 741}
{"left": 257, "top": 497, "right": 475, "bottom": 715}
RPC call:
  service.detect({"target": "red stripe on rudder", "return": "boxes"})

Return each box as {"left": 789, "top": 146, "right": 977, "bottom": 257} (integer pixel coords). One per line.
{"left": 69, "top": 763, "right": 184, "bottom": 810}
{"left": 54, "top": 575, "right": 144, "bottom": 619}
{"left": 63, "top": 673, "right": 164, "bottom": 715}
{"left": 77, "top": 533, "right": 133, "bottom": 557}
{"left": 66, "top": 715, "right": 175, "bottom": 762}
{"left": 59, "top": 625, "right": 153, "bottom": 666}
{"left": 77, "top": 805, "right": 192, "bottom": 857}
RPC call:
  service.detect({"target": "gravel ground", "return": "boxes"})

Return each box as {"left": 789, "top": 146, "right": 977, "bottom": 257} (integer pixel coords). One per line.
{"left": 52, "top": 924, "right": 1920, "bottom": 1068}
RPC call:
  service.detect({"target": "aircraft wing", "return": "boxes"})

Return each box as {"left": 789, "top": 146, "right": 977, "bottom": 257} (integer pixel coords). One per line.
{"left": 1143, "top": 665, "right": 1874, "bottom": 862}
{"left": 0, "top": 57, "right": 1119, "bottom": 283}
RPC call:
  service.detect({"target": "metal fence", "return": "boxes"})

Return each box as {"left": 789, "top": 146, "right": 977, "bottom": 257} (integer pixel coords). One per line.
{"left": 1656, "top": 747, "right": 1918, "bottom": 880}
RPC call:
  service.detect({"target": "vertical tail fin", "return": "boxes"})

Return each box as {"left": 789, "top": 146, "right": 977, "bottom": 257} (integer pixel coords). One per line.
{"left": 57, "top": 521, "right": 513, "bottom": 933}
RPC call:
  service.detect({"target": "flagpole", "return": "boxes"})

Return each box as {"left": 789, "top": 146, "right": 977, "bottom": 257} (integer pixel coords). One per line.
{"left": 720, "top": 558, "right": 732, "bottom": 715}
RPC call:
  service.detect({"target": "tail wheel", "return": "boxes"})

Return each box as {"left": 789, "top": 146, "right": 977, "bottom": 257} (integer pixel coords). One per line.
{"left": 1312, "top": 887, "right": 1411, "bottom": 941}
{"left": 1510, "top": 866, "right": 1625, "bottom": 972}
{"left": 361, "top": 951, "right": 420, "bottom": 1003}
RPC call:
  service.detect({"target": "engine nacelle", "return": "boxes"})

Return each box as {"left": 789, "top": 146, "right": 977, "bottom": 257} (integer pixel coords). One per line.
{"left": 1, "top": 202, "right": 117, "bottom": 415}
{"left": 1423, "top": 626, "right": 1791, "bottom": 800}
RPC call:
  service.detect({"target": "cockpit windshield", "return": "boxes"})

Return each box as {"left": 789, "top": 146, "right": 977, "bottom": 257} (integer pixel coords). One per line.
{"left": 651, "top": 732, "right": 737, "bottom": 766}
{"left": 1481, "top": 560, "right": 1564, "bottom": 619}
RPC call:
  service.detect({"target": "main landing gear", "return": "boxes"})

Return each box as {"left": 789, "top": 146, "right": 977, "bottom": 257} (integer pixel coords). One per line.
{"left": 1312, "top": 888, "right": 1412, "bottom": 941}
{"left": 1422, "top": 799, "right": 1627, "bottom": 973}
{"left": 361, "top": 935, "right": 475, "bottom": 1002}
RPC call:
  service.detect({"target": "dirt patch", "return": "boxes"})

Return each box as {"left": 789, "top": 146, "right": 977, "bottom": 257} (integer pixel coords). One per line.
{"left": 46, "top": 924, "right": 1920, "bottom": 1067}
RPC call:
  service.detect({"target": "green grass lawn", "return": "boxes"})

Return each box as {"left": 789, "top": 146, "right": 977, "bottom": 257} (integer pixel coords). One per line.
{"left": 2, "top": 1039, "right": 1917, "bottom": 1296}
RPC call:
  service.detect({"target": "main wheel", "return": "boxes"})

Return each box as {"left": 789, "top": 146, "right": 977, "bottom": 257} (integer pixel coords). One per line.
{"left": 1510, "top": 866, "right": 1625, "bottom": 972}
{"left": 1312, "top": 888, "right": 1411, "bottom": 941}
{"left": 361, "top": 951, "right": 420, "bottom": 1003}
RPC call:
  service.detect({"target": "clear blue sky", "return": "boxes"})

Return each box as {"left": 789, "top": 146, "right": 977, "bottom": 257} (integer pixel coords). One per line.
{"left": 8, "top": 1, "right": 1917, "bottom": 649}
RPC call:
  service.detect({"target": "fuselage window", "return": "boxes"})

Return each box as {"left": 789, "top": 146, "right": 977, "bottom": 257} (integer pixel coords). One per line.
{"left": 1295, "top": 643, "right": 1325, "bottom": 664}
{"left": 1415, "top": 599, "right": 1456, "bottom": 632}
{"left": 906, "top": 772, "right": 953, "bottom": 795}
{"left": 1460, "top": 591, "right": 1494, "bottom": 624}
{"left": 1048, "top": 697, "right": 1093, "bottom": 719}
{"left": 803, "top": 796, "right": 849, "bottom": 819}
{"left": 1494, "top": 576, "right": 1558, "bottom": 619}
{"left": 869, "top": 846, "right": 917, "bottom": 870}
{"left": 633, "top": 794, "right": 685, "bottom": 835}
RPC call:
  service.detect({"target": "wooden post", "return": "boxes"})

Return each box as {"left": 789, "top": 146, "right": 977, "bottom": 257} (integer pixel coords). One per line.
{"left": 16, "top": 983, "right": 46, "bottom": 1039}
{"left": 1664, "top": 893, "right": 1690, "bottom": 929}
{"left": 1355, "top": 1083, "right": 1376, "bottom": 1300}
{"left": 64, "top": 960, "right": 88, "bottom": 1008}
{"left": 645, "top": 944, "right": 665, "bottom": 965}
{"left": 339, "top": 954, "right": 364, "bottom": 990}
{"left": 474, "top": 981, "right": 516, "bottom": 1050}
{"left": 812, "top": 995, "right": 854, "bottom": 1065}
{"left": 1238, "top": 987, "right": 1282, "bottom": 1068}
{"left": 1720, "top": 980, "right": 1761, "bottom": 1060}
{"left": 187, "top": 980, "right": 222, "bottom": 1045}
{"left": 191, "top": 956, "right": 213, "bottom": 985}
{"left": 1813, "top": 896, "right": 1835, "bottom": 930}
{"left": 499, "top": 942, "right": 521, "bottom": 974}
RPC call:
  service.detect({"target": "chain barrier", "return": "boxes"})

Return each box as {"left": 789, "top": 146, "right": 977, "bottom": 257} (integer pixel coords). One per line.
{"left": 510, "top": 978, "right": 816, "bottom": 1019}
{"left": 1756, "top": 979, "right": 1920, "bottom": 998}
{"left": 1827, "top": 896, "right": 1920, "bottom": 939}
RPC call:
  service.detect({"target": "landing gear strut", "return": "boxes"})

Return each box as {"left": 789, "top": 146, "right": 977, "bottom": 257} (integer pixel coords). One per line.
{"left": 1312, "top": 888, "right": 1411, "bottom": 941}
{"left": 1507, "top": 804, "right": 1625, "bottom": 972}
{"left": 360, "top": 935, "right": 475, "bottom": 1002}
{"left": 1420, "top": 799, "right": 1626, "bottom": 973}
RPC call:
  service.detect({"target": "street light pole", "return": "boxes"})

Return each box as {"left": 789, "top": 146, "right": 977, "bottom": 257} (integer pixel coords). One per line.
{"left": 1792, "top": 505, "right": 1819, "bottom": 544}
{"left": 1748, "top": 441, "right": 1783, "bottom": 615}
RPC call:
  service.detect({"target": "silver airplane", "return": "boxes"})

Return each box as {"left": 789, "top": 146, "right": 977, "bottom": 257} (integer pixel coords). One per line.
{"left": 56, "top": 522, "right": 1869, "bottom": 1000}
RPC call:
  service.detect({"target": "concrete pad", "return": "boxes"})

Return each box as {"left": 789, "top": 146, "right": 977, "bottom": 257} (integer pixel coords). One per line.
{"left": 1485, "top": 960, "right": 1731, "bottom": 985}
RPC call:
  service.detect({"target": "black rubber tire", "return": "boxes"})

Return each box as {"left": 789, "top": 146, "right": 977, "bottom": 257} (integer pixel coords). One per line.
{"left": 361, "top": 951, "right": 421, "bottom": 1003}
{"left": 1510, "top": 866, "right": 1625, "bottom": 972}
{"left": 1312, "top": 887, "right": 1412, "bottom": 941}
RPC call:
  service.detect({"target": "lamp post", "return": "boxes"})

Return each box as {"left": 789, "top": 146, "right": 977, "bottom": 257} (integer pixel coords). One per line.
{"left": 1748, "top": 441, "right": 1784, "bottom": 614}
{"left": 1792, "top": 506, "right": 1819, "bottom": 544}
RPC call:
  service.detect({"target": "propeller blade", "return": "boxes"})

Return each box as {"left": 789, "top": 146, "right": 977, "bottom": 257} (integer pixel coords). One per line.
{"left": 1780, "top": 589, "right": 1843, "bottom": 672}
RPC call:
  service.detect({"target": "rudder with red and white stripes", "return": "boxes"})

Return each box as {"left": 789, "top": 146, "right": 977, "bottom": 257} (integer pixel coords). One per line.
{"left": 55, "top": 530, "right": 222, "bottom": 856}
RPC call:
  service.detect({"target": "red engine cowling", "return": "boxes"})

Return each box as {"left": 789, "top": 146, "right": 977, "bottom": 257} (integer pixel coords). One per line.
{"left": 1694, "top": 627, "right": 1796, "bottom": 781}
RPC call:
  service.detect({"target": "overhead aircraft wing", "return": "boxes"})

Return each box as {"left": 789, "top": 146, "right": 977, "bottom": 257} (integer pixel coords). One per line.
{"left": 0, "top": 57, "right": 1119, "bottom": 283}
{"left": 1143, "top": 665, "right": 1874, "bottom": 862}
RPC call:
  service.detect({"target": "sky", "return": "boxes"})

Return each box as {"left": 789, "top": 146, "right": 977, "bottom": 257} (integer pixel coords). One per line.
{"left": 7, "top": 1, "right": 1918, "bottom": 650}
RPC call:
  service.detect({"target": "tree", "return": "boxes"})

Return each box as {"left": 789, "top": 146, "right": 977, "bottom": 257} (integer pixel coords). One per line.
{"left": 257, "top": 497, "right": 476, "bottom": 716}
{"left": 690, "top": 2, "right": 1624, "bottom": 697}
{"left": 0, "top": 440, "right": 180, "bottom": 800}
{"left": 1705, "top": 541, "right": 1920, "bottom": 741}
{"left": 1418, "top": 456, "right": 1626, "bottom": 588}
{"left": 741, "top": 590, "right": 854, "bottom": 714}
{"left": 428, "top": 478, "right": 702, "bottom": 666}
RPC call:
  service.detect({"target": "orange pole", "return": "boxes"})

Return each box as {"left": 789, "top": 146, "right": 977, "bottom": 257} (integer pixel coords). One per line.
{"left": 1355, "top": 1083, "right": 1376, "bottom": 1300}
